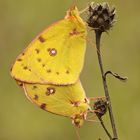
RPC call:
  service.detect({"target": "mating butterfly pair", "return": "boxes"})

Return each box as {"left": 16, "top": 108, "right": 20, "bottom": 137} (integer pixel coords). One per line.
{"left": 11, "top": 6, "right": 102, "bottom": 127}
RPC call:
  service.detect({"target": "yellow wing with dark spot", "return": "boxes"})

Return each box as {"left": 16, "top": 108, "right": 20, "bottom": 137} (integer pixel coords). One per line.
{"left": 23, "top": 81, "right": 90, "bottom": 117}
{"left": 11, "top": 6, "right": 87, "bottom": 85}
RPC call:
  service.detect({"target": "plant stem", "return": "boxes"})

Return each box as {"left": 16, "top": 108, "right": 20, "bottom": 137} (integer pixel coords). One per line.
{"left": 95, "top": 30, "right": 118, "bottom": 140}
{"left": 98, "top": 117, "right": 113, "bottom": 140}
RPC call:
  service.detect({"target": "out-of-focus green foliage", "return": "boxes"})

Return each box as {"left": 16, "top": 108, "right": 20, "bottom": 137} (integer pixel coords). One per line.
{"left": 0, "top": 0, "right": 140, "bottom": 140}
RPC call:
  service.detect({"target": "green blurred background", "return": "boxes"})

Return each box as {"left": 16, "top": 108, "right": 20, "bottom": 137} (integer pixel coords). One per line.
{"left": 0, "top": 0, "right": 140, "bottom": 139}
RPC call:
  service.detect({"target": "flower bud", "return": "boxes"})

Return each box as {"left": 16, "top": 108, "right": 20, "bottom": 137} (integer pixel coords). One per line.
{"left": 87, "top": 3, "right": 116, "bottom": 32}
{"left": 94, "top": 98, "right": 108, "bottom": 118}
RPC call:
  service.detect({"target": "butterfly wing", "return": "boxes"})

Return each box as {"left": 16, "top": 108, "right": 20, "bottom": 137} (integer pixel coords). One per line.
{"left": 11, "top": 7, "right": 87, "bottom": 85}
{"left": 23, "top": 81, "right": 90, "bottom": 117}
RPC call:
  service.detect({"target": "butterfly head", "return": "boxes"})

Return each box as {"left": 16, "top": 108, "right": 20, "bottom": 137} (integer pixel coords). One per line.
{"left": 66, "top": 6, "right": 78, "bottom": 17}
{"left": 65, "top": 6, "right": 86, "bottom": 29}
{"left": 71, "top": 113, "right": 87, "bottom": 128}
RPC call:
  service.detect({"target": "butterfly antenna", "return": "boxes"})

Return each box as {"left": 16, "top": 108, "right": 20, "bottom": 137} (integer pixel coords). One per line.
{"left": 79, "top": 6, "right": 89, "bottom": 15}
{"left": 74, "top": 126, "right": 81, "bottom": 140}
{"left": 79, "top": 2, "right": 95, "bottom": 15}
{"left": 87, "top": 33, "right": 101, "bottom": 55}
{"left": 70, "top": 0, "right": 77, "bottom": 9}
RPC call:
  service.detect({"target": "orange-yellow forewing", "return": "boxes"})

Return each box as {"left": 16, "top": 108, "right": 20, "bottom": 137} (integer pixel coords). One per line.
{"left": 11, "top": 7, "right": 87, "bottom": 85}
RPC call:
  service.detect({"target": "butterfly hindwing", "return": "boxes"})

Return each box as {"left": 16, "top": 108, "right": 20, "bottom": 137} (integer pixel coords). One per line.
{"left": 23, "top": 81, "right": 90, "bottom": 117}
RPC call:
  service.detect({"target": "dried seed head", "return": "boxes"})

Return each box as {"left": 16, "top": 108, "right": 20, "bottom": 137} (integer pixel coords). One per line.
{"left": 94, "top": 98, "right": 108, "bottom": 118}
{"left": 87, "top": 2, "right": 116, "bottom": 32}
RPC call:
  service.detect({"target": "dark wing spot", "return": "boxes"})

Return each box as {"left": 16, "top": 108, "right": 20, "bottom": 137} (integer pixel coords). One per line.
{"left": 32, "top": 85, "right": 37, "bottom": 89}
{"left": 38, "top": 36, "right": 46, "bottom": 43}
{"left": 70, "top": 101, "right": 80, "bottom": 107}
{"left": 47, "top": 48, "right": 57, "bottom": 56}
{"left": 66, "top": 70, "right": 70, "bottom": 74}
{"left": 22, "top": 53, "right": 25, "bottom": 56}
{"left": 18, "top": 83, "right": 23, "bottom": 87}
{"left": 47, "top": 48, "right": 51, "bottom": 51}
{"left": 84, "top": 98, "right": 88, "bottom": 103}
{"left": 56, "top": 72, "right": 59, "bottom": 75}
{"left": 23, "top": 66, "right": 31, "bottom": 71}
{"left": 69, "top": 28, "right": 85, "bottom": 36}
{"left": 34, "top": 94, "right": 39, "bottom": 100}
{"left": 47, "top": 69, "right": 51, "bottom": 73}
{"left": 42, "top": 64, "right": 45, "bottom": 67}
{"left": 35, "top": 49, "right": 40, "bottom": 54}
{"left": 40, "top": 103, "right": 46, "bottom": 109}
{"left": 17, "top": 58, "right": 22, "bottom": 61}
{"left": 69, "top": 28, "right": 77, "bottom": 36}
{"left": 23, "top": 66, "right": 28, "bottom": 70}
{"left": 46, "top": 87, "right": 55, "bottom": 96}
{"left": 37, "top": 58, "right": 42, "bottom": 62}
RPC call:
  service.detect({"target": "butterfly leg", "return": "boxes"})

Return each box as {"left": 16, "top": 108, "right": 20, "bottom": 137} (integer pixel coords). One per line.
{"left": 86, "top": 119, "right": 100, "bottom": 123}
{"left": 86, "top": 113, "right": 100, "bottom": 123}
{"left": 88, "top": 96, "right": 106, "bottom": 101}
{"left": 73, "top": 125, "right": 81, "bottom": 140}
{"left": 87, "top": 109, "right": 102, "bottom": 114}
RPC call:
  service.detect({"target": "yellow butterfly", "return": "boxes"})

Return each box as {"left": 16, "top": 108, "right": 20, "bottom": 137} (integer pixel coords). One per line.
{"left": 19, "top": 81, "right": 92, "bottom": 127}
{"left": 11, "top": 6, "right": 87, "bottom": 85}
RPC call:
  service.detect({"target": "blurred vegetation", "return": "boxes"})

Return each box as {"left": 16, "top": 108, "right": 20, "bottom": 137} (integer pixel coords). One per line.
{"left": 0, "top": 0, "right": 140, "bottom": 140}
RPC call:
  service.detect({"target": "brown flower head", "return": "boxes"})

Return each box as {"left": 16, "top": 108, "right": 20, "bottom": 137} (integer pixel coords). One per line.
{"left": 94, "top": 98, "right": 108, "bottom": 118}
{"left": 87, "top": 2, "right": 116, "bottom": 32}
